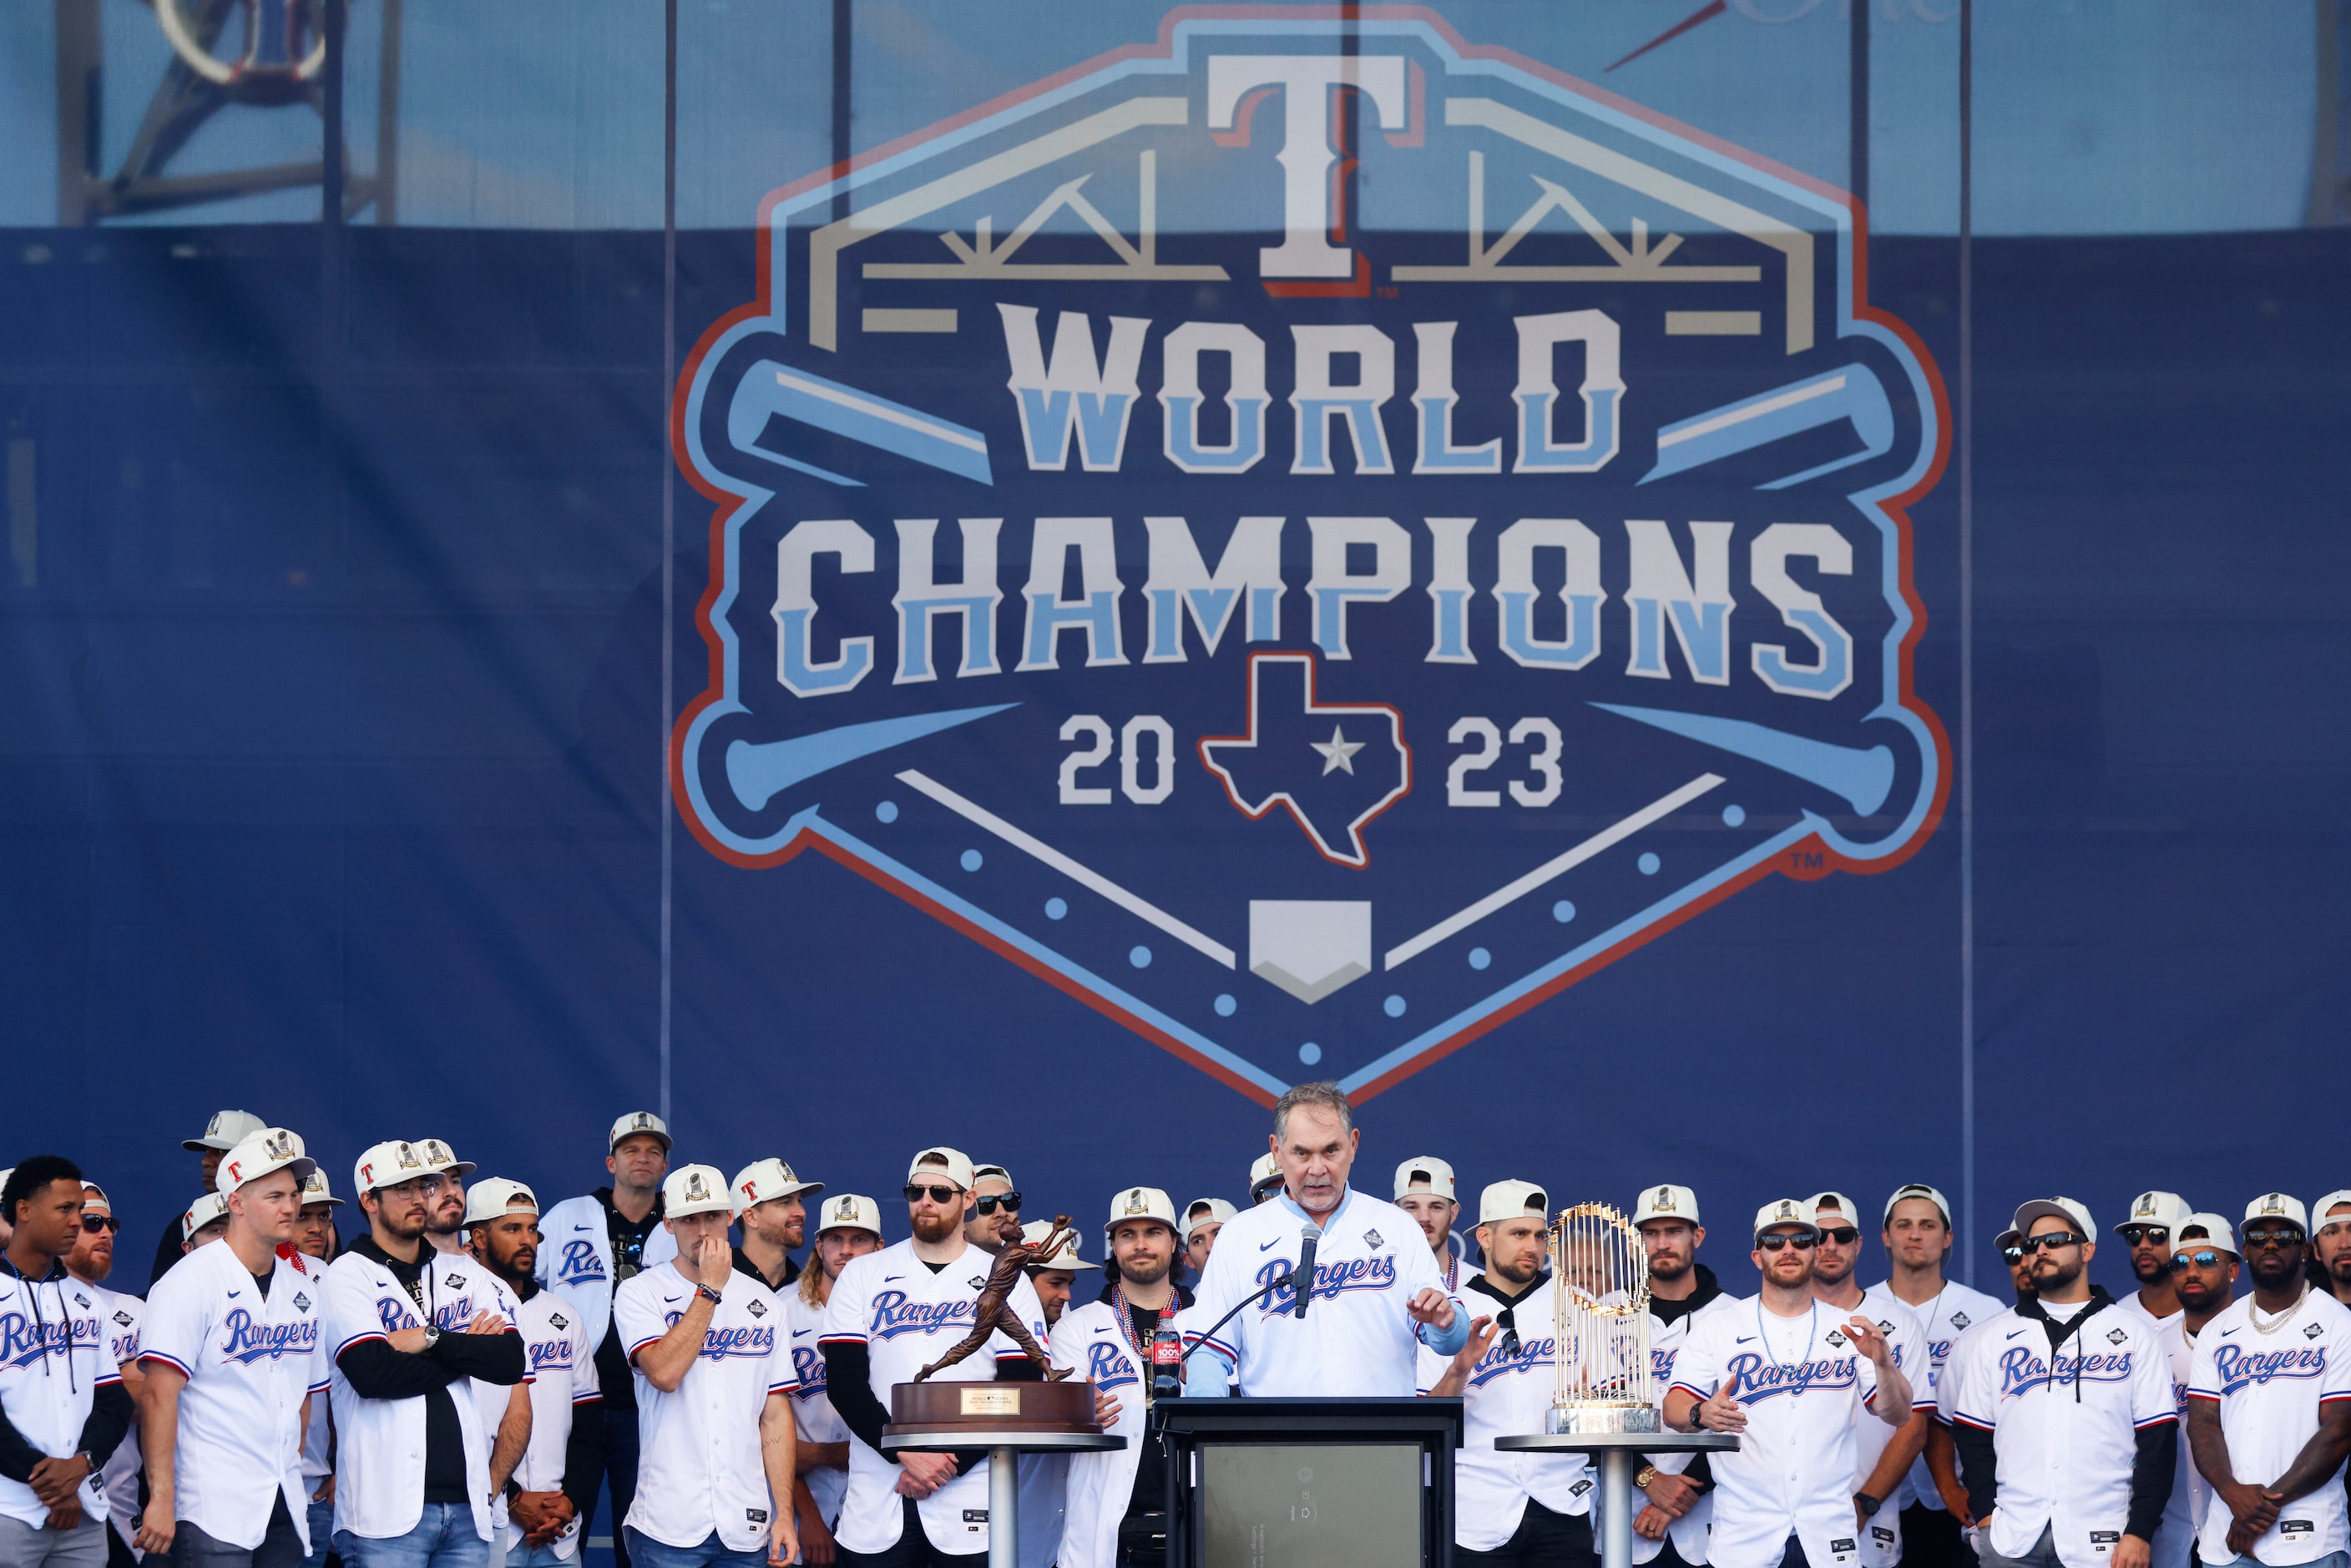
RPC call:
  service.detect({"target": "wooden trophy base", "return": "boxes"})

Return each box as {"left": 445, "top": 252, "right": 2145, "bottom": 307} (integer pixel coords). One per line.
{"left": 885, "top": 1378, "right": 1104, "bottom": 1437}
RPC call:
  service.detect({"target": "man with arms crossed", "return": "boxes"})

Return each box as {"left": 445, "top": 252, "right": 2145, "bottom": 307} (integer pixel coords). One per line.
{"left": 138, "top": 1130, "right": 329, "bottom": 1568}
{"left": 1945, "top": 1197, "right": 2177, "bottom": 1568}
{"left": 1423, "top": 1181, "right": 1596, "bottom": 1568}
{"left": 1873, "top": 1184, "right": 2004, "bottom": 1568}
{"left": 1666, "top": 1198, "right": 1914, "bottom": 1568}
{"left": 613, "top": 1166, "right": 798, "bottom": 1568}
{"left": 784, "top": 1196, "right": 883, "bottom": 1567}
{"left": 1052, "top": 1189, "right": 1189, "bottom": 1568}
{"left": 2185, "top": 1194, "right": 2351, "bottom": 1568}
{"left": 820, "top": 1148, "right": 1049, "bottom": 1568}
{"left": 1184, "top": 1084, "right": 1464, "bottom": 1396}
{"left": 465, "top": 1181, "right": 602, "bottom": 1567}
{"left": 1626, "top": 1185, "right": 1733, "bottom": 1568}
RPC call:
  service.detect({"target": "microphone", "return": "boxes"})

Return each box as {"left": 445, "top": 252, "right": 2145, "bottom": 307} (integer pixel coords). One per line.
{"left": 1291, "top": 1224, "right": 1322, "bottom": 1319}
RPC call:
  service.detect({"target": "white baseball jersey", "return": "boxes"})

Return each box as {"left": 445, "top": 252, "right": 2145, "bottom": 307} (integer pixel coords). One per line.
{"left": 614, "top": 1262, "right": 794, "bottom": 1554}
{"left": 465, "top": 1286, "right": 594, "bottom": 1548}
{"left": 820, "top": 1239, "right": 1050, "bottom": 1555}
{"left": 1669, "top": 1296, "right": 1896, "bottom": 1568}
{"left": 88, "top": 1285, "right": 146, "bottom": 1549}
{"left": 1616, "top": 1289, "right": 1742, "bottom": 1567}
{"left": 1849, "top": 1287, "right": 1933, "bottom": 1568}
{"left": 324, "top": 1247, "right": 522, "bottom": 1544}
{"left": 1440, "top": 1274, "right": 1599, "bottom": 1550}
{"left": 2111, "top": 1292, "right": 2178, "bottom": 1333}
{"left": 2187, "top": 1289, "right": 2351, "bottom": 1565}
{"left": 0, "top": 1264, "right": 117, "bottom": 1530}
{"left": 141, "top": 1242, "right": 331, "bottom": 1551}
{"left": 1184, "top": 1189, "right": 1459, "bottom": 1398}
{"left": 1873, "top": 1278, "right": 2005, "bottom": 1514}
{"left": 784, "top": 1290, "right": 848, "bottom": 1526}
{"left": 534, "top": 1196, "right": 678, "bottom": 1358}
{"left": 1944, "top": 1299, "right": 2177, "bottom": 1568}
{"left": 2149, "top": 1313, "right": 2202, "bottom": 1568}
{"left": 1050, "top": 1298, "right": 1150, "bottom": 1568}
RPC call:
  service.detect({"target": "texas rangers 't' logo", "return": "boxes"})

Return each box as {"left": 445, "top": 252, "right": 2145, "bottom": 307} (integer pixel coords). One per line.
{"left": 672, "top": 8, "right": 1946, "bottom": 1104}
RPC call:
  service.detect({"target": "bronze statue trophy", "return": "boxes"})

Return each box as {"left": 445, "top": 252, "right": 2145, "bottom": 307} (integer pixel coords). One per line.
{"left": 885, "top": 1216, "right": 1105, "bottom": 1437}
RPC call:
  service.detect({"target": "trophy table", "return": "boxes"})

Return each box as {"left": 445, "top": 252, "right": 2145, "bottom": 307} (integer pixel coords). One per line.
{"left": 878, "top": 1219, "right": 1124, "bottom": 1568}
{"left": 1496, "top": 1204, "right": 1738, "bottom": 1568}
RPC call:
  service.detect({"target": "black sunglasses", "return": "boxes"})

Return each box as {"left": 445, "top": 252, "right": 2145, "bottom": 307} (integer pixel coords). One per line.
{"left": 1817, "top": 1226, "right": 1859, "bottom": 1246}
{"left": 2168, "top": 1250, "right": 2228, "bottom": 1271}
{"left": 2019, "top": 1231, "right": 2085, "bottom": 1253}
{"left": 1756, "top": 1232, "right": 1818, "bottom": 1252}
{"left": 2000, "top": 1244, "right": 2026, "bottom": 1263}
{"left": 904, "top": 1184, "right": 961, "bottom": 1205}
{"left": 2243, "top": 1227, "right": 2303, "bottom": 1248}
{"left": 975, "top": 1192, "right": 1022, "bottom": 1215}
{"left": 1494, "top": 1305, "right": 1521, "bottom": 1356}
{"left": 80, "top": 1215, "right": 119, "bottom": 1234}
{"left": 2119, "top": 1225, "right": 2171, "bottom": 1246}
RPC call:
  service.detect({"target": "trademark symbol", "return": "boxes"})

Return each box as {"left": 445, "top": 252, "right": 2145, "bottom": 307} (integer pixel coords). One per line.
{"left": 1375, "top": 286, "right": 1400, "bottom": 299}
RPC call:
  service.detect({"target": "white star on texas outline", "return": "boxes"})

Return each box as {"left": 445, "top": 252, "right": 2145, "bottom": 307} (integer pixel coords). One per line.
{"left": 1311, "top": 724, "right": 1365, "bottom": 776}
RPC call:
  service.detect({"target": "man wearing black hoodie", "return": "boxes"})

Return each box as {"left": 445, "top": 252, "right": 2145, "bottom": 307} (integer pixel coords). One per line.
{"left": 1631, "top": 1184, "right": 1732, "bottom": 1567}
{"left": 1948, "top": 1198, "right": 2178, "bottom": 1568}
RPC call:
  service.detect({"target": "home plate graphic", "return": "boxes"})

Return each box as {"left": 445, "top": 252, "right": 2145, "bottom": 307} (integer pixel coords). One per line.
{"left": 670, "top": 8, "right": 1950, "bottom": 1104}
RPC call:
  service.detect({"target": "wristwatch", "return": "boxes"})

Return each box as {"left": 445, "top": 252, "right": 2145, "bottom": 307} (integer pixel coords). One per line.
{"left": 1635, "top": 1464, "right": 1659, "bottom": 1491}
{"left": 696, "top": 1283, "right": 723, "bottom": 1305}
{"left": 422, "top": 1324, "right": 442, "bottom": 1348}
{"left": 1855, "top": 1492, "right": 1882, "bottom": 1518}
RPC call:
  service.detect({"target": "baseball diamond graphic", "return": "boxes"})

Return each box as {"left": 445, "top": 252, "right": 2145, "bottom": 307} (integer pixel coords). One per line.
{"left": 670, "top": 6, "right": 1949, "bottom": 1105}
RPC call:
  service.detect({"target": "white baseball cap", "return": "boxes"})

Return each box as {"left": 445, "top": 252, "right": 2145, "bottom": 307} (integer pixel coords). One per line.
{"left": 2013, "top": 1196, "right": 2096, "bottom": 1238}
{"left": 351, "top": 1140, "right": 427, "bottom": 1197}
{"left": 183, "top": 1191, "right": 230, "bottom": 1242}
{"left": 908, "top": 1146, "right": 974, "bottom": 1191}
{"left": 815, "top": 1192, "right": 883, "bottom": 1239}
{"left": 1024, "top": 1220, "right": 1100, "bottom": 1270}
{"left": 215, "top": 1128, "right": 316, "bottom": 1195}
{"left": 609, "top": 1111, "right": 672, "bottom": 1152}
{"left": 299, "top": 1168, "right": 344, "bottom": 1208}
{"left": 79, "top": 1183, "right": 110, "bottom": 1214}
{"left": 463, "top": 1178, "right": 540, "bottom": 1228}
{"left": 1883, "top": 1183, "right": 1952, "bottom": 1227}
{"left": 1393, "top": 1157, "right": 1456, "bottom": 1201}
{"left": 1184, "top": 1197, "right": 1236, "bottom": 1242}
{"left": 1478, "top": 1180, "right": 1550, "bottom": 1226}
{"left": 1753, "top": 1197, "right": 1816, "bottom": 1237}
{"left": 2176, "top": 1212, "right": 2239, "bottom": 1257}
{"left": 1250, "top": 1152, "right": 1281, "bottom": 1187}
{"left": 973, "top": 1162, "right": 1014, "bottom": 1188}
{"left": 1633, "top": 1184, "right": 1700, "bottom": 1227}
{"left": 185, "top": 1109, "right": 267, "bottom": 1154}
{"left": 2243, "top": 1191, "right": 2308, "bottom": 1233}
{"left": 2310, "top": 1191, "right": 2351, "bottom": 1232}
{"left": 663, "top": 1164, "right": 731, "bottom": 1221}
{"left": 1103, "top": 1186, "right": 1180, "bottom": 1235}
{"left": 409, "top": 1138, "right": 475, "bottom": 1180}
{"left": 2117, "top": 1191, "right": 2192, "bottom": 1235}
{"left": 731, "top": 1158, "right": 826, "bottom": 1216}
{"left": 1811, "top": 1191, "right": 1860, "bottom": 1228}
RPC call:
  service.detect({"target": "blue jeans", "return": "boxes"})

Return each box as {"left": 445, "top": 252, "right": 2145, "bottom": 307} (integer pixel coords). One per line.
{"left": 336, "top": 1504, "right": 490, "bottom": 1568}
{"left": 619, "top": 1530, "right": 766, "bottom": 1568}
{"left": 302, "top": 1497, "right": 335, "bottom": 1568}
{"left": 2205, "top": 1556, "right": 2351, "bottom": 1568}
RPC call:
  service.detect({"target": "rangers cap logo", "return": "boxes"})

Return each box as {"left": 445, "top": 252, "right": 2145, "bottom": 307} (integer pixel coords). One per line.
{"left": 669, "top": 8, "right": 1948, "bottom": 1105}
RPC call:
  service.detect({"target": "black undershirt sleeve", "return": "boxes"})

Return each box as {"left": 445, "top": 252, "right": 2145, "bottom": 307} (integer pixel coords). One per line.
{"left": 337, "top": 1338, "right": 463, "bottom": 1399}
{"left": 1953, "top": 1419, "right": 2000, "bottom": 1520}
{"left": 996, "top": 1354, "right": 1044, "bottom": 1382}
{"left": 432, "top": 1328, "right": 527, "bottom": 1385}
{"left": 0, "top": 1405, "right": 43, "bottom": 1483}
{"left": 75, "top": 1382, "right": 134, "bottom": 1468}
{"left": 820, "top": 1342, "right": 891, "bottom": 1454}
{"left": 561, "top": 1399, "right": 604, "bottom": 1518}
{"left": 2126, "top": 1422, "right": 2178, "bottom": 1541}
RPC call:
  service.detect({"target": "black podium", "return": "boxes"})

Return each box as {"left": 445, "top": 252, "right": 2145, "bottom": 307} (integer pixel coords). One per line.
{"left": 1155, "top": 1398, "right": 1466, "bottom": 1568}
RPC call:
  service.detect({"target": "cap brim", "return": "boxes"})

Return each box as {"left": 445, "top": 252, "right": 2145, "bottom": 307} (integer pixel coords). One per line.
{"left": 185, "top": 1137, "right": 235, "bottom": 1152}
{"left": 774, "top": 1181, "right": 825, "bottom": 1201}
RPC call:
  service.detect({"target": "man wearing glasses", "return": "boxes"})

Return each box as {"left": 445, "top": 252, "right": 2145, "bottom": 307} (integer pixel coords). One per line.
{"left": 2185, "top": 1195, "right": 2351, "bottom": 1568}
{"left": 2113, "top": 1194, "right": 2196, "bottom": 1329}
{"left": 1808, "top": 1192, "right": 1930, "bottom": 1568}
{"left": 1666, "top": 1199, "right": 1913, "bottom": 1568}
{"left": 821, "top": 1147, "right": 1049, "bottom": 1568}
{"left": 538, "top": 1113, "right": 680, "bottom": 1568}
{"left": 963, "top": 1166, "right": 1022, "bottom": 1257}
{"left": 1944, "top": 1197, "right": 2177, "bottom": 1568}
{"left": 64, "top": 1184, "right": 148, "bottom": 1567}
{"left": 2150, "top": 1216, "right": 2237, "bottom": 1568}
{"left": 2308, "top": 1192, "right": 2351, "bottom": 1311}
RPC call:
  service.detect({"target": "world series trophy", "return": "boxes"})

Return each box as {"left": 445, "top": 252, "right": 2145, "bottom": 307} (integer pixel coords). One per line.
{"left": 1497, "top": 1201, "right": 1737, "bottom": 1568}
{"left": 1546, "top": 1202, "right": 1659, "bottom": 1434}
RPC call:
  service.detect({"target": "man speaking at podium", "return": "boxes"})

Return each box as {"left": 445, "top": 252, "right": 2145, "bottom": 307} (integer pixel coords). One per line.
{"left": 1181, "top": 1083, "right": 1468, "bottom": 1395}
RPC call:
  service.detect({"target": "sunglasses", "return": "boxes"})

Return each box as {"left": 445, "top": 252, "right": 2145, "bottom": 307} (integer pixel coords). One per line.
{"left": 80, "top": 1215, "right": 118, "bottom": 1234}
{"left": 2000, "top": 1244, "right": 2026, "bottom": 1264}
{"left": 1756, "top": 1232, "right": 1818, "bottom": 1252}
{"left": 2243, "top": 1227, "right": 2303, "bottom": 1248}
{"left": 2168, "top": 1251, "right": 2228, "bottom": 1271}
{"left": 2019, "top": 1232, "right": 2085, "bottom": 1253}
{"left": 975, "top": 1192, "right": 1022, "bottom": 1215}
{"left": 2119, "top": 1226, "right": 2171, "bottom": 1246}
{"left": 904, "top": 1184, "right": 961, "bottom": 1205}
{"left": 1494, "top": 1305, "right": 1521, "bottom": 1357}
{"left": 1817, "top": 1226, "right": 1859, "bottom": 1246}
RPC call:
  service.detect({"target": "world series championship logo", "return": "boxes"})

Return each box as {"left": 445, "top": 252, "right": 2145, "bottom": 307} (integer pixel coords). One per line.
{"left": 672, "top": 8, "right": 1948, "bottom": 1103}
